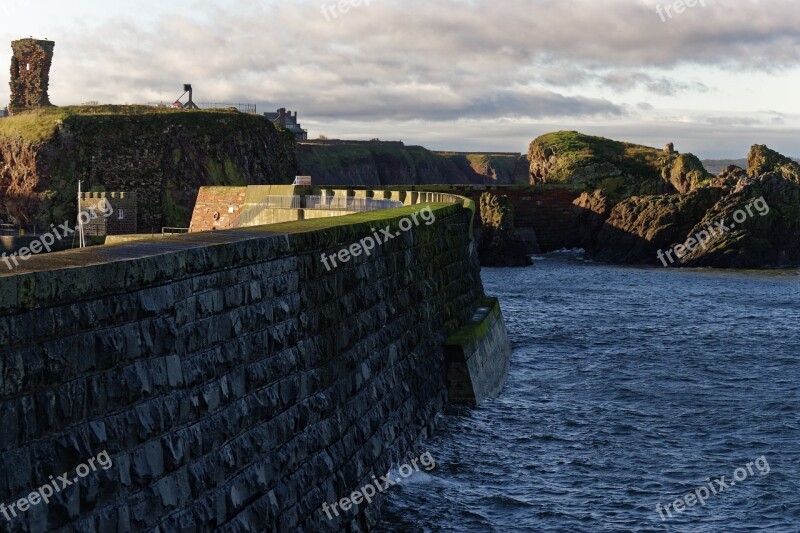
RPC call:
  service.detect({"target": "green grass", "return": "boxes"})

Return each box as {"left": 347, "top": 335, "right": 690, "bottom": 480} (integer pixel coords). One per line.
{"left": 297, "top": 143, "right": 376, "bottom": 175}
{"left": 530, "top": 131, "right": 667, "bottom": 182}
{"left": 237, "top": 203, "right": 455, "bottom": 235}
{"left": 445, "top": 298, "right": 501, "bottom": 346}
{"left": 0, "top": 107, "right": 69, "bottom": 143}
{"left": 529, "top": 131, "right": 712, "bottom": 197}
{"left": 0, "top": 105, "right": 252, "bottom": 144}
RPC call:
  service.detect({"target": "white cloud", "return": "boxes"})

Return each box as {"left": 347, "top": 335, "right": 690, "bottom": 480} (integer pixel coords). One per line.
{"left": 3, "top": 0, "right": 800, "bottom": 156}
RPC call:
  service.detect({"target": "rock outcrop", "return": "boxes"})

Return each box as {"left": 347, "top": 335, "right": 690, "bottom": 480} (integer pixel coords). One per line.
{"left": 747, "top": 144, "right": 800, "bottom": 182}
{"left": 554, "top": 135, "right": 800, "bottom": 268}
{"left": 528, "top": 131, "right": 710, "bottom": 199}
{"left": 477, "top": 193, "right": 533, "bottom": 267}
{"left": 580, "top": 188, "right": 724, "bottom": 264}
{"left": 0, "top": 105, "right": 298, "bottom": 229}
{"left": 680, "top": 167, "right": 800, "bottom": 268}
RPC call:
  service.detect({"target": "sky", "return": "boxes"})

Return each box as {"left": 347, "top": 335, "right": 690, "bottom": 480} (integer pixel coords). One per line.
{"left": 2, "top": 0, "right": 799, "bottom": 157}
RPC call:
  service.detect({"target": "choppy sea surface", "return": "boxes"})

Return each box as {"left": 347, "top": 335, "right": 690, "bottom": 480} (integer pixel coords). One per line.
{"left": 377, "top": 252, "right": 800, "bottom": 532}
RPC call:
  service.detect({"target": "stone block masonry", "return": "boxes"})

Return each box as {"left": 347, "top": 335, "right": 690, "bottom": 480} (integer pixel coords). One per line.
{"left": 8, "top": 39, "right": 54, "bottom": 114}
{"left": 80, "top": 192, "right": 138, "bottom": 236}
{"left": 0, "top": 200, "right": 495, "bottom": 531}
{"left": 445, "top": 298, "right": 511, "bottom": 405}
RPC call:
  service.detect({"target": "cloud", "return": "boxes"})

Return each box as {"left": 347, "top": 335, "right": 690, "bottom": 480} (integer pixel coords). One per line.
{"left": 2, "top": 0, "right": 799, "bottom": 154}
{"left": 598, "top": 71, "right": 709, "bottom": 96}
{"left": 303, "top": 116, "right": 800, "bottom": 159}
{"left": 37, "top": 0, "right": 799, "bottom": 110}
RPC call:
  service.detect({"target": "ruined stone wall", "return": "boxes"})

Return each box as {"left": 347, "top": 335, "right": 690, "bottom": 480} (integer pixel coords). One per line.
{"left": 0, "top": 202, "right": 485, "bottom": 532}
{"left": 9, "top": 39, "right": 54, "bottom": 114}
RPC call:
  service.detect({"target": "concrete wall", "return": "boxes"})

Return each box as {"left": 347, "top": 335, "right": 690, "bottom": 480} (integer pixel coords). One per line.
{"left": 0, "top": 201, "right": 490, "bottom": 532}
{"left": 1, "top": 235, "right": 73, "bottom": 255}
{"left": 189, "top": 186, "right": 411, "bottom": 233}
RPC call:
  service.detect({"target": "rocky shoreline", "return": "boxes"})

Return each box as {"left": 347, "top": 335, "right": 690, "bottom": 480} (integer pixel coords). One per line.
{"left": 527, "top": 132, "right": 800, "bottom": 269}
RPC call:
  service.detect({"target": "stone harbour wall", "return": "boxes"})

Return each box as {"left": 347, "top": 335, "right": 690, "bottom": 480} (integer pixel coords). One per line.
{"left": 444, "top": 298, "right": 512, "bottom": 406}
{"left": 0, "top": 201, "right": 487, "bottom": 532}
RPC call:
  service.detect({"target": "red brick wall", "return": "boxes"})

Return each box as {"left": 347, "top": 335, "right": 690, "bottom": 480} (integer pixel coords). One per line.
{"left": 189, "top": 187, "right": 247, "bottom": 232}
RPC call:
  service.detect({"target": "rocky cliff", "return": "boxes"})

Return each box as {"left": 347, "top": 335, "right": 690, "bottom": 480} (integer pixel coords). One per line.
{"left": 560, "top": 137, "right": 800, "bottom": 268}
{"left": 297, "top": 140, "right": 528, "bottom": 186}
{"left": 528, "top": 131, "right": 710, "bottom": 198}
{"left": 436, "top": 152, "right": 530, "bottom": 185}
{"left": 679, "top": 152, "right": 800, "bottom": 267}
{"left": 0, "top": 105, "right": 298, "bottom": 229}
{"left": 575, "top": 188, "right": 724, "bottom": 264}
{"left": 477, "top": 193, "right": 533, "bottom": 267}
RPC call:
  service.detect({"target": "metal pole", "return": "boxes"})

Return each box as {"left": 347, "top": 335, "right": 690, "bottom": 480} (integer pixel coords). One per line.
{"left": 77, "top": 181, "right": 85, "bottom": 248}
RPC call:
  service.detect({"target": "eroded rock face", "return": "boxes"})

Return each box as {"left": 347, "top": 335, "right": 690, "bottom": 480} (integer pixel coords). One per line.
{"left": 529, "top": 144, "right": 559, "bottom": 184}
{"left": 564, "top": 142, "right": 800, "bottom": 268}
{"left": 0, "top": 107, "right": 298, "bottom": 228}
{"left": 680, "top": 172, "right": 800, "bottom": 267}
{"left": 477, "top": 193, "right": 533, "bottom": 267}
{"left": 572, "top": 190, "right": 614, "bottom": 249}
{"left": 748, "top": 144, "right": 800, "bottom": 181}
{"left": 584, "top": 188, "right": 724, "bottom": 264}
{"left": 662, "top": 153, "right": 708, "bottom": 194}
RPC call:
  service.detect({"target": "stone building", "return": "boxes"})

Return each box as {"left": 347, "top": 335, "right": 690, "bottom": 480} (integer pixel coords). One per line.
{"left": 79, "top": 192, "right": 138, "bottom": 236}
{"left": 264, "top": 108, "right": 308, "bottom": 140}
{"left": 9, "top": 38, "right": 55, "bottom": 114}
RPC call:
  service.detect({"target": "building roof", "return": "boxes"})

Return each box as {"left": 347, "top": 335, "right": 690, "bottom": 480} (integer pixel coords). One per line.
{"left": 265, "top": 109, "right": 307, "bottom": 136}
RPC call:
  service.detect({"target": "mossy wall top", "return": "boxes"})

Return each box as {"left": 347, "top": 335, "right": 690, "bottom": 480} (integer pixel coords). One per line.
{"left": 0, "top": 106, "right": 298, "bottom": 229}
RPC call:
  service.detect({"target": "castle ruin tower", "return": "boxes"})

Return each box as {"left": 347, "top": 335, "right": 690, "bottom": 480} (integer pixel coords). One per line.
{"left": 9, "top": 38, "right": 55, "bottom": 115}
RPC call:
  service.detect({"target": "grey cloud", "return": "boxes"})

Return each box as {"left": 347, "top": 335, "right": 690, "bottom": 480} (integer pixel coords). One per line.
{"left": 597, "top": 71, "right": 709, "bottom": 96}
{"left": 4, "top": 0, "right": 797, "bottom": 148}
{"left": 304, "top": 118, "right": 800, "bottom": 159}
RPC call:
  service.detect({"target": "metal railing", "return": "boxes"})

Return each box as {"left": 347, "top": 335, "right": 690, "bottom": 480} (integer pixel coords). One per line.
{"left": 243, "top": 196, "right": 303, "bottom": 210}
{"left": 235, "top": 195, "right": 404, "bottom": 228}
{"left": 0, "top": 223, "right": 19, "bottom": 236}
{"left": 162, "top": 227, "right": 190, "bottom": 235}
{"left": 238, "top": 196, "right": 403, "bottom": 212}
{"left": 197, "top": 103, "right": 257, "bottom": 114}
{"left": 303, "top": 196, "right": 403, "bottom": 211}
{"left": 145, "top": 102, "right": 258, "bottom": 114}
